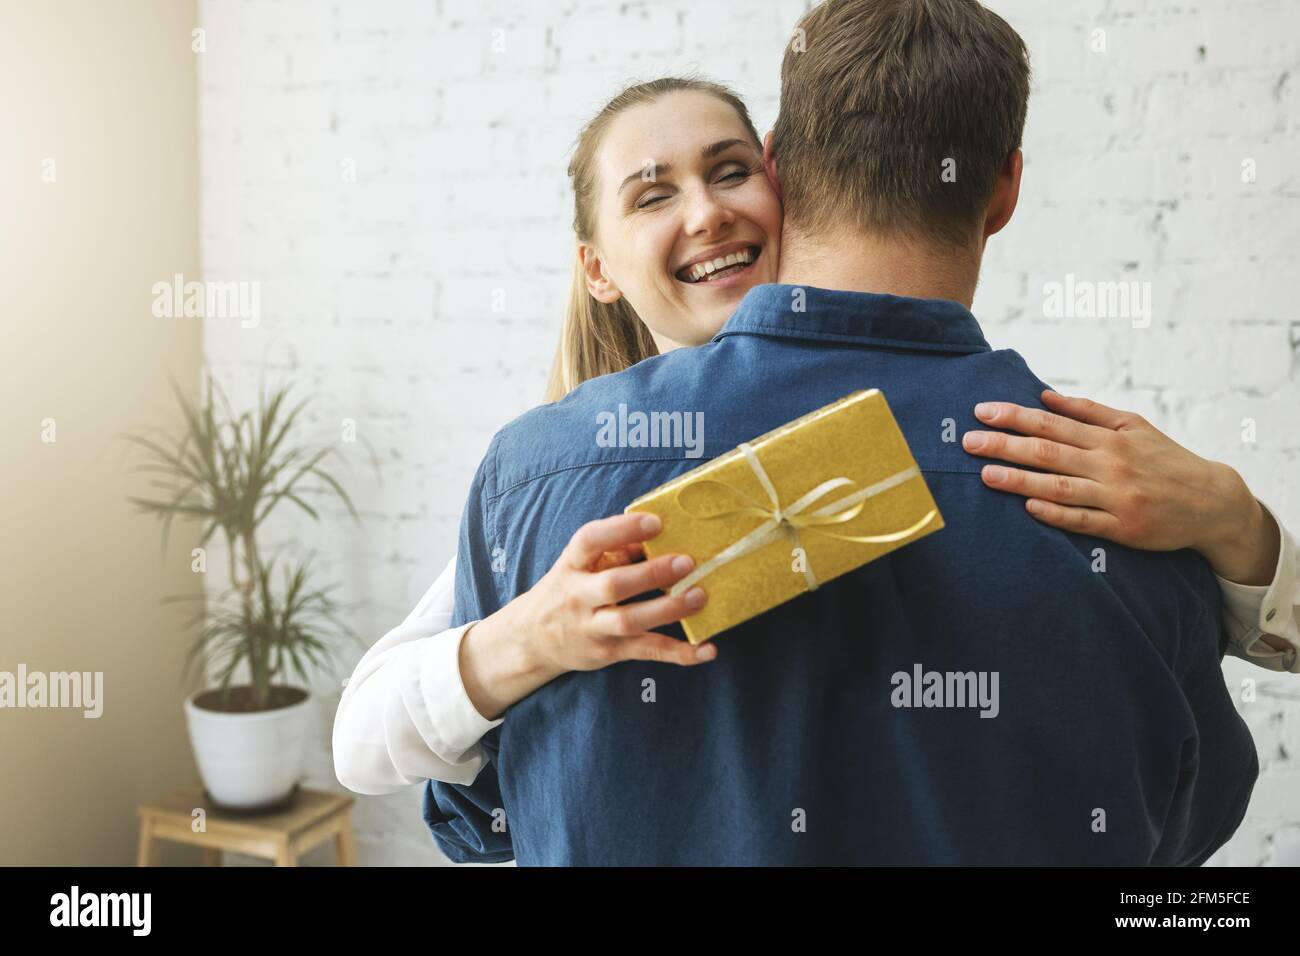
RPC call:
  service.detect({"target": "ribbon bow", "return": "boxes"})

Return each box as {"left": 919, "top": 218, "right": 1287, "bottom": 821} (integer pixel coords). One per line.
{"left": 669, "top": 442, "right": 938, "bottom": 596}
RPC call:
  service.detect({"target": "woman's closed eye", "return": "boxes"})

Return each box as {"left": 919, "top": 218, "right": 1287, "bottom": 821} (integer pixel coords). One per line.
{"left": 632, "top": 163, "right": 759, "bottom": 210}
{"left": 635, "top": 189, "right": 672, "bottom": 210}
{"left": 714, "top": 161, "right": 757, "bottom": 185}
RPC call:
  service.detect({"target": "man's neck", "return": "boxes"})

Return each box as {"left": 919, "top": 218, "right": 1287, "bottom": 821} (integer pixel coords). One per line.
{"left": 775, "top": 226, "right": 983, "bottom": 309}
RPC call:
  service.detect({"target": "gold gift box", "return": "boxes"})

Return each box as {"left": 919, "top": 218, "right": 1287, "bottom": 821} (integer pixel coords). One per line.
{"left": 625, "top": 389, "right": 944, "bottom": 645}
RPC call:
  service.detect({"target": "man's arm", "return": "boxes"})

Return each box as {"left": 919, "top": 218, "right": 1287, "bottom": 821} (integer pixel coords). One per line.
{"left": 1154, "top": 597, "right": 1260, "bottom": 866}
{"left": 420, "top": 435, "right": 516, "bottom": 864}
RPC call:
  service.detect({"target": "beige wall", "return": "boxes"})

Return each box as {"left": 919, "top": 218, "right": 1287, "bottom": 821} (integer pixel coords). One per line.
{"left": 0, "top": 0, "right": 203, "bottom": 864}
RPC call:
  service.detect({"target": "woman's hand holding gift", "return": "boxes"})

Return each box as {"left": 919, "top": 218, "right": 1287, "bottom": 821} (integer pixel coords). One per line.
{"left": 459, "top": 513, "right": 713, "bottom": 721}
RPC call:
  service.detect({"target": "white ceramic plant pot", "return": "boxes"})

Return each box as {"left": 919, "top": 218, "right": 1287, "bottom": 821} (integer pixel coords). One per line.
{"left": 183, "top": 687, "right": 314, "bottom": 811}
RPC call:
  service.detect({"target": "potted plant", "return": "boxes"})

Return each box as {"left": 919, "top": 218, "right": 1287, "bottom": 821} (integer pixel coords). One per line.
{"left": 127, "top": 373, "right": 364, "bottom": 810}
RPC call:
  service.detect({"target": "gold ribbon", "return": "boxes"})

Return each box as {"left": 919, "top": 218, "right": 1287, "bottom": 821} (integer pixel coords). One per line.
{"left": 668, "top": 442, "right": 938, "bottom": 596}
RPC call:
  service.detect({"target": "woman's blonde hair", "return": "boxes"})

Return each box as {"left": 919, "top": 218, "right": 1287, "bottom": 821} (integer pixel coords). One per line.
{"left": 543, "top": 77, "right": 763, "bottom": 403}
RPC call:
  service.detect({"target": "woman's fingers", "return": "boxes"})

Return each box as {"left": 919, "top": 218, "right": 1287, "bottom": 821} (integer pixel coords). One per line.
{"left": 590, "top": 586, "right": 708, "bottom": 636}
{"left": 1023, "top": 497, "right": 1124, "bottom": 538}
{"left": 590, "top": 544, "right": 645, "bottom": 572}
{"left": 1040, "top": 389, "right": 1142, "bottom": 431}
{"left": 979, "top": 463, "right": 1107, "bottom": 508}
{"left": 583, "top": 553, "right": 696, "bottom": 606}
{"left": 962, "top": 427, "right": 1095, "bottom": 478}
{"left": 607, "top": 632, "right": 718, "bottom": 666}
{"left": 562, "top": 512, "right": 661, "bottom": 570}
{"left": 971, "top": 400, "right": 1107, "bottom": 449}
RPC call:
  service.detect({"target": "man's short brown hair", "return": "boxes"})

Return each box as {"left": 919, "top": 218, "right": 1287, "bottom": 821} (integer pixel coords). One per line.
{"left": 771, "top": 0, "right": 1030, "bottom": 247}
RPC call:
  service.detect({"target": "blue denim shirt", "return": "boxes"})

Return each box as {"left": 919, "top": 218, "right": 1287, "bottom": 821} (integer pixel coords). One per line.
{"left": 422, "top": 284, "right": 1257, "bottom": 865}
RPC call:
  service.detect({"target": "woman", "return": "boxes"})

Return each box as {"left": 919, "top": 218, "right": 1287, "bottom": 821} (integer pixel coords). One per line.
{"left": 332, "top": 77, "right": 1298, "bottom": 796}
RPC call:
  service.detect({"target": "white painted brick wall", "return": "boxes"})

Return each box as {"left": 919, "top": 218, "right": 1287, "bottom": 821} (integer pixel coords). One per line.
{"left": 198, "top": 0, "right": 1300, "bottom": 866}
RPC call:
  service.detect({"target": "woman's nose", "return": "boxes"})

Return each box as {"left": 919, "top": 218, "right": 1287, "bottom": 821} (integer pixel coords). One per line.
{"left": 682, "top": 188, "right": 734, "bottom": 237}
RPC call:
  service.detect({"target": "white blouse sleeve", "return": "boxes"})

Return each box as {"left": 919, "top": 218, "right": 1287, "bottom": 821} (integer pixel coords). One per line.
{"left": 331, "top": 553, "right": 505, "bottom": 794}
{"left": 1215, "top": 498, "right": 1300, "bottom": 674}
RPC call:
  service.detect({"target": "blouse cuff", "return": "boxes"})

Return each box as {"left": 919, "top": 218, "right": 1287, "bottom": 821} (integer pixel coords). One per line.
{"left": 1214, "top": 497, "right": 1300, "bottom": 674}
{"left": 399, "top": 621, "right": 505, "bottom": 764}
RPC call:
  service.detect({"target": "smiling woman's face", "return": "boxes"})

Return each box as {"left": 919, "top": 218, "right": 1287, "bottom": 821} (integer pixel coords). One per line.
{"left": 581, "top": 91, "right": 783, "bottom": 351}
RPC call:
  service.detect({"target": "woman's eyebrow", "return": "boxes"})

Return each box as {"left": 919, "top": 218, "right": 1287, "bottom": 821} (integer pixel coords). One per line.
{"left": 701, "top": 137, "right": 755, "bottom": 159}
{"left": 616, "top": 139, "right": 758, "bottom": 195}
{"left": 618, "top": 163, "right": 672, "bottom": 195}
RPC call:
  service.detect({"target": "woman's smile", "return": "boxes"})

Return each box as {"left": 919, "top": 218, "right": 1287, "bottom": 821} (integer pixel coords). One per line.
{"left": 674, "top": 242, "right": 763, "bottom": 288}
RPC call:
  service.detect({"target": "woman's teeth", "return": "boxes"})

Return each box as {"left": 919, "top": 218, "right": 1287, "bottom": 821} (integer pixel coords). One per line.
{"left": 684, "top": 247, "right": 756, "bottom": 283}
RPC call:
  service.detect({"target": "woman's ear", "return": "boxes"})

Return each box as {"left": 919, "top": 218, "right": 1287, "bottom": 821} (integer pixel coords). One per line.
{"left": 762, "top": 131, "right": 782, "bottom": 200}
{"left": 579, "top": 244, "right": 622, "bottom": 304}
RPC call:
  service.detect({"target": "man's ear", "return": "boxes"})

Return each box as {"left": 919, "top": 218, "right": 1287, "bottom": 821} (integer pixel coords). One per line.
{"left": 983, "top": 148, "right": 1023, "bottom": 239}
{"left": 762, "top": 131, "right": 783, "bottom": 200}
{"left": 579, "top": 243, "right": 622, "bottom": 304}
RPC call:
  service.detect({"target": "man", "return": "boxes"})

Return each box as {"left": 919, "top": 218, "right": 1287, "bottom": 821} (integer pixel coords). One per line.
{"left": 422, "top": 0, "right": 1257, "bottom": 864}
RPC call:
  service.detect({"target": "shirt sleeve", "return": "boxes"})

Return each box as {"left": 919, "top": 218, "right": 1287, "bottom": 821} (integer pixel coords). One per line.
{"left": 331, "top": 555, "right": 504, "bottom": 795}
{"left": 421, "top": 436, "right": 517, "bottom": 864}
{"left": 1214, "top": 498, "right": 1300, "bottom": 674}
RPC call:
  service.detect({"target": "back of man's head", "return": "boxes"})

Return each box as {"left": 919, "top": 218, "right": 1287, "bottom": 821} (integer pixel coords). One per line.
{"left": 772, "top": 0, "right": 1030, "bottom": 249}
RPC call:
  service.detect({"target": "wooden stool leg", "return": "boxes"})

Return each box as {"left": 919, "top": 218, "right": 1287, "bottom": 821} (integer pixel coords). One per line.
{"left": 202, "top": 847, "right": 223, "bottom": 866}
{"left": 136, "top": 819, "right": 160, "bottom": 867}
{"left": 335, "top": 819, "right": 357, "bottom": 867}
{"left": 274, "top": 838, "right": 297, "bottom": 867}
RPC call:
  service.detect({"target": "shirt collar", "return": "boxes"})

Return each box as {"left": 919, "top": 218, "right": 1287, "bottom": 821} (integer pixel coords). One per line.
{"left": 713, "top": 283, "right": 992, "bottom": 355}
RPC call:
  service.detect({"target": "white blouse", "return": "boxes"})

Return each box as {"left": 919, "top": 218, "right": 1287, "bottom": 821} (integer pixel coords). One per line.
{"left": 331, "top": 500, "right": 1300, "bottom": 795}
{"left": 331, "top": 558, "right": 501, "bottom": 794}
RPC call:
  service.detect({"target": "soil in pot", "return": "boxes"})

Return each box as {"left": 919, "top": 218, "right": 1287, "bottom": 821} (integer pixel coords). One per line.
{"left": 192, "top": 685, "right": 309, "bottom": 713}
